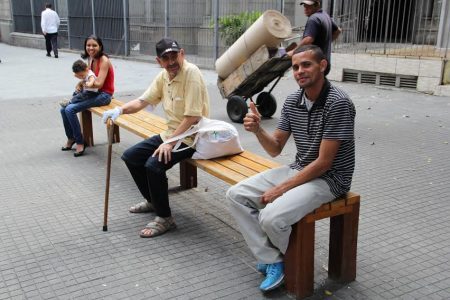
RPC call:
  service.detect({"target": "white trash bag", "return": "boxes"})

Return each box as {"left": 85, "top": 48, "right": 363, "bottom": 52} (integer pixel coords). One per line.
{"left": 163, "top": 117, "right": 244, "bottom": 159}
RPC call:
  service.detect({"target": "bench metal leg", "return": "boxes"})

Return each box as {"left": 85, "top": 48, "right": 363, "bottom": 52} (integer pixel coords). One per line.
{"left": 180, "top": 161, "right": 197, "bottom": 189}
{"left": 328, "top": 202, "right": 359, "bottom": 282}
{"left": 285, "top": 218, "right": 315, "bottom": 299}
{"left": 80, "top": 110, "right": 94, "bottom": 147}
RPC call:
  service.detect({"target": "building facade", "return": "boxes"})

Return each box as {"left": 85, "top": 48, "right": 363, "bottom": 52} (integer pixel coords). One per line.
{"left": 1, "top": 0, "right": 449, "bottom": 94}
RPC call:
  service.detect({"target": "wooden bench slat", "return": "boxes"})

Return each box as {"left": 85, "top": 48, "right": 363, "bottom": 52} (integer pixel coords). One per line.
{"left": 113, "top": 118, "right": 157, "bottom": 139}
{"left": 189, "top": 159, "right": 248, "bottom": 185}
{"left": 111, "top": 99, "right": 168, "bottom": 128}
{"left": 89, "top": 104, "right": 115, "bottom": 116}
{"left": 117, "top": 114, "right": 167, "bottom": 137}
{"left": 228, "top": 155, "right": 277, "bottom": 173}
{"left": 125, "top": 110, "right": 168, "bottom": 130}
{"left": 239, "top": 151, "right": 282, "bottom": 169}
{"left": 132, "top": 110, "right": 167, "bottom": 125}
{"left": 212, "top": 157, "right": 262, "bottom": 178}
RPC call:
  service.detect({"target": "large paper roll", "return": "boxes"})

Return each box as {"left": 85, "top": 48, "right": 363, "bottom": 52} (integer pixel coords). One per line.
{"left": 216, "top": 10, "right": 292, "bottom": 79}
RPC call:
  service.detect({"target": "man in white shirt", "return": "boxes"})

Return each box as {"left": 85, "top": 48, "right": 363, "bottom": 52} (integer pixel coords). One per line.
{"left": 41, "top": 3, "right": 60, "bottom": 58}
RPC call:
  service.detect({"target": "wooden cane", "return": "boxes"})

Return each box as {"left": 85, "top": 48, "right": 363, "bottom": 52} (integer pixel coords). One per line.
{"left": 103, "top": 119, "right": 115, "bottom": 231}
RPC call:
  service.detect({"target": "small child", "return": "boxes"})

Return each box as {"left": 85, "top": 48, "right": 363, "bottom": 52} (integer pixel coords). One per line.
{"left": 60, "top": 59, "right": 99, "bottom": 107}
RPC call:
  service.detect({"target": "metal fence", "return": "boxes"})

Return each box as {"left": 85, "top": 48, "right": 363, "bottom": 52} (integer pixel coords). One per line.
{"left": 332, "top": 0, "right": 449, "bottom": 58}
{"left": 126, "top": 0, "right": 290, "bottom": 66}
{"left": 11, "top": 0, "right": 290, "bottom": 67}
{"left": 11, "top": 0, "right": 54, "bottom": 34}
{"left": 10, "top": 0, "right": 450, "bottom": 64}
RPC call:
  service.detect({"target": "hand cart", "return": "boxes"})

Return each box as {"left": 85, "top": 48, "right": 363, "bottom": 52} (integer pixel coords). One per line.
{"left": 217, "top": 44, "right": 293, "bottom": 123}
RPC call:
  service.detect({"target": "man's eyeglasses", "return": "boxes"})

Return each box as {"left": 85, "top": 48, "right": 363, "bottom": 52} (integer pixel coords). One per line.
{"left": 160, "top": 52, "right": 179, "bottom": 63}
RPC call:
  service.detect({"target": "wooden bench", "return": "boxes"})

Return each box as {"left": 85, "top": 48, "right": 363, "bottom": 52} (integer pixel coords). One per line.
{"left": 80, "top": 99, "right": 360, "bottom": 299}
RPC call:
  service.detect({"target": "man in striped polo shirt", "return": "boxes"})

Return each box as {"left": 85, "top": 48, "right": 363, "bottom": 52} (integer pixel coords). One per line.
{"left": 227, "top": 45, "right": 355, "bottom": 292}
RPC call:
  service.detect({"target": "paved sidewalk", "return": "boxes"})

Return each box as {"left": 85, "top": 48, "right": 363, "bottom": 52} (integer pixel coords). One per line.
{"left": 1, "top": 42, "right": 450, "bottom": 299}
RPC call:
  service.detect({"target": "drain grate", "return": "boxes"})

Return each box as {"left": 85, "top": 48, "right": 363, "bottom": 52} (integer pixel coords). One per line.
{"left": 343, "top": 69, "right": 418, "bottom": 89}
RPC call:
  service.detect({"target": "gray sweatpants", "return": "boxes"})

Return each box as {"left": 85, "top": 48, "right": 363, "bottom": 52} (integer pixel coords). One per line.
{"left": 226, "top": 166, "right": 335, "bottom": 264}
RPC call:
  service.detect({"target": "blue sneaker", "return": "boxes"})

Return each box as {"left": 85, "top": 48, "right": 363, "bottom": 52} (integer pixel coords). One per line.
{"left": 256, "top": 263, "right": 268, "bottom": 275}
{"left": 259, "top": 262, "right": 285, "bottom": 292}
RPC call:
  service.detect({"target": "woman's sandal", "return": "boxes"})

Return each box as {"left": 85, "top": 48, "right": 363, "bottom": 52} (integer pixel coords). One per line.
{"left": 129, "top": 201, "right": 155, "bottom": 213}
{"left": 61, "top": 140, "right": 75, "bottom": 151}
{"left": 139, "top": 216, "right": 176, "bottom": 238}
{"left": 74, "top": 143, "right": 86, "bottom": 157}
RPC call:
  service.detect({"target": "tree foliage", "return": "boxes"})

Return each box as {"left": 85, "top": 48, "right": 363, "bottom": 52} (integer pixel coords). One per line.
{"left": 218, "top": 11, "right": 262, "bottom": 46}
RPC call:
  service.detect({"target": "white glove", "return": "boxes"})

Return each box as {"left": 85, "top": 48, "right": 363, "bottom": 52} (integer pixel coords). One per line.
{"left": 102, "top": 107, "right": 122, "bottom": 123}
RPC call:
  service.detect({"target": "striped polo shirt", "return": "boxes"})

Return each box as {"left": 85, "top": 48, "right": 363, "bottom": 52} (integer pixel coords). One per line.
{"left": 278, "top": 80, "right": 356, "bottom": 197}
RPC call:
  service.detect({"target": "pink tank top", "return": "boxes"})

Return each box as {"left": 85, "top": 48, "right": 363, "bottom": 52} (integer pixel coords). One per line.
{"left": 92, "top": 57, "right": 115, "bottom": 95}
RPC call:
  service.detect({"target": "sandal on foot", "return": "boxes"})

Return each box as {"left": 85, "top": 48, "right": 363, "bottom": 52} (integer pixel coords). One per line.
{"left": 140, "top": 216, "right": 176, "bottom": 238}
{"left": 129, "top": 201, "right": 154, "bottom": 213}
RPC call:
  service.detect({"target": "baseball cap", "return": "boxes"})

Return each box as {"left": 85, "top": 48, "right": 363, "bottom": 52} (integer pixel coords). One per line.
{"left": 300, "top": 0, "right": 320, "bottom": 5}
{"left": 156, "top": 38, "right": 180, "bottom": 57}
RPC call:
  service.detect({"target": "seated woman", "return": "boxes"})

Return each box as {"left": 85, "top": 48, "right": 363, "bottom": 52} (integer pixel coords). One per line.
{"left": 60, "top": 35, "right": 115, "bottom": 157}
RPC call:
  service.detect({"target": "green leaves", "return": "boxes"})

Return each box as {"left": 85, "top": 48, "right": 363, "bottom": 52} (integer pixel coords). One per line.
{"left": 218, "top": 11, "right": 262, "bottom": 46}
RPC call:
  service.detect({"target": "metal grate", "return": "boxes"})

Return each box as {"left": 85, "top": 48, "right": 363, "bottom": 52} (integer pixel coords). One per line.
{"left": 343, "top": 69, "right": 418, "bottom": 89}
{"left": 343, "top": 70, "right": 358, "bottom": 82}
{"left": 379, "top": 74, "right": 397, "bottom": 86}
{"left": 399, "top": 76, "right": 419, "bottom": 89}
{"left": 361, "top": 73, "right": 376, "bottom": 84}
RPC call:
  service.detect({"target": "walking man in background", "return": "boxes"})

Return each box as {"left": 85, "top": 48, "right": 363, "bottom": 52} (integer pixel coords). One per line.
{"left": 289, "top": 0, "right": 341, "bottom": 75}
{"left": 41, "top": 3, "right": 60, "bottom": 58}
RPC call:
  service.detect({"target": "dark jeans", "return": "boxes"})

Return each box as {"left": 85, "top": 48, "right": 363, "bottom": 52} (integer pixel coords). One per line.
{"left": 60, "top": 91, "right": 111, "bottom": 145}
{"left": 71, "top": 91, "right": 100, "bottom": 104}
{"left": 45, "top": 32, "right": 58, "bottom": 56}
{"left": 121, "top": 135, "right": 196, "bottom": 218}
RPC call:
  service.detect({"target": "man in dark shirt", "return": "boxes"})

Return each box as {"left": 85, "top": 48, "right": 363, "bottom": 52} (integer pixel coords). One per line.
{"left": 227, "top": 45, "right": 355, "bottom": 293}
{"left": 289, "top": 0, "right": 341, "bottom": 75}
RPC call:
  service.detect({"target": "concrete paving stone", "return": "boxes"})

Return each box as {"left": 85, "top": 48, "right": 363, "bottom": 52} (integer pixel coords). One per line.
{"left": 397, "top": 294, "right": 417, "bottom": 300}
{"left": 106, "top": 290, "right": 130, "bottom": 299}
{"left": 437, "top": 288, "right": 450, "bottom": 298}
{"left": 10, "top": 296, "right": 27, "bottom": 300}
{"left": 52, "top": 286, "right": 73, "bottom": 298}
{"left": 40, "top": 291, "right": 57, "bottom": 300}
{"left": 172, "top": 295, "right": 192, "bottom": 300}
{"left": 23, "top": 290, "right": 40, "bottom": 298}
{"left": 8, "top": 289, "right": 25, "bottom": 298}
{"left": 0, "top": 293, "right": 11, "bottom": 300}
{"left": 185, "top": 290, "right": 208, "bottom": 300}
{"left": 378, "top": 290, "right": 399, "bottom": 299}
{"left": 20, "top": 283, "right": 39, "bottom": 294}
{"left": 6, "top": 283, "right": 23, "bottom": 294}
{"left": 427, "top": 292, "right": 449, "bottom": 300}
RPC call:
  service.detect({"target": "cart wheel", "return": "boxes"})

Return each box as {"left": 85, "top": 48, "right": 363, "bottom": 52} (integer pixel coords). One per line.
{"left": 256, "top": 92, "right": 277, "bottom": 118}
{"left": 227, "top": 96, "right": 248, "bottom": 123}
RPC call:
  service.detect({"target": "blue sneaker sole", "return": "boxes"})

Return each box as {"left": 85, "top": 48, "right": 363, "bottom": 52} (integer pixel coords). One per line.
{"left": 260, "top": 274, "right": 285, "bottom": 292}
